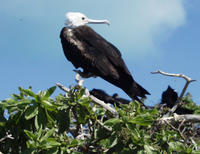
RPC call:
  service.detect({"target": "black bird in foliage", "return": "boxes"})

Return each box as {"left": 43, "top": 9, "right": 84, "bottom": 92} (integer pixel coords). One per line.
{"left": 60, "top": 12, "right": 150, "bottom": 104}
{"left": 90, "top": 89, "right": 130, "bottom": 107}
{"left": 161, "top": 86, "right": 194, "bottom": 114}
{"left": 161, "top": 86, "right": 178, "bottom": 108}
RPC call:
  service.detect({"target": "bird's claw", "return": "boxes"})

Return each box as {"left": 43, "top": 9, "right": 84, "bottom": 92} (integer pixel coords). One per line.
{"left": 73, "top": 69, "right": 97, "bottom": 78}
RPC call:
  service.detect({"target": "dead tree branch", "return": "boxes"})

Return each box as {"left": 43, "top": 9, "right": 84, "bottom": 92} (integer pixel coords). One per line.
{"left": 0, "top": 133, "right": 14, "bottom": 142}
{"left": 164, "top": 119, "right": 186, "bottom": 140}
{"left": 151, "top": 70, "right": 196, "bottom": 117}
{"left": 160, "top": 114, "right": 200, "bottom": 125}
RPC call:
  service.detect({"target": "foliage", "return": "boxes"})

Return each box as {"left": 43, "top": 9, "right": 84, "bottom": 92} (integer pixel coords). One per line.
{"left": 0, "top": 85, "right": 200, "bottom": 153}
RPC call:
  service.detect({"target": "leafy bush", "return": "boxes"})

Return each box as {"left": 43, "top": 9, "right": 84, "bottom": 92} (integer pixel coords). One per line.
{"left": 0, "top": 85, "right": 200, "bottom": 153}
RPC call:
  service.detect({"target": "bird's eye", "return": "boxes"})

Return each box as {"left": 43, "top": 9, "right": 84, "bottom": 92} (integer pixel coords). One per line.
{"left": 82, "top": 17, "right": 85, "bottom": 20}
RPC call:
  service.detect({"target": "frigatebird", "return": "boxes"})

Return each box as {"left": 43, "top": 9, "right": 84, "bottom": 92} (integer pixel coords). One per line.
{"left": 60, "top": 12, "right": 150, "bottom": 104}
{"left": 161, "top": 86, "right": 194, "bottom": 114}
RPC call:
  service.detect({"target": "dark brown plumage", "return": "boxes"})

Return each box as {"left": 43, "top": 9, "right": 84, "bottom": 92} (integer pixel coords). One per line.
{"left": 60, "top": 25, "right": 150, "bottom": 103}
{"left": 90, "top": 89, "right": 130, "bottom": 107}
{"left": 161, "top": 86, "right": 194, "bottom": 114}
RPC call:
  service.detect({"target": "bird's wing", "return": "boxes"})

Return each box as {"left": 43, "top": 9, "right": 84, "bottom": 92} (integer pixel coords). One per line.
{"left": 73, "top": 26, "right": 131, "bottom": 79}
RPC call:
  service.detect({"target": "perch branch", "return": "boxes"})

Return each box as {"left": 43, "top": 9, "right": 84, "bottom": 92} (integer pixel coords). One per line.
{"left": 56, "top": 83, "right": 119, "bottom": 118}
{"left": 89, "top": 95, "right": 119, "bottom": 118}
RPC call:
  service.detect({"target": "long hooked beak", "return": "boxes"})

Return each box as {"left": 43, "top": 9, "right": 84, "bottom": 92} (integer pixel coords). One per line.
{"left": 86, "top": 18, "right": 110, "bottom": 26}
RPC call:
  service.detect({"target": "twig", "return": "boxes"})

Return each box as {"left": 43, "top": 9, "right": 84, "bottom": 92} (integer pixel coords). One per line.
{"left": 190, "top": 137, "right": 198, "bottom": 150}
{"left": 75, "top": 133, "right": 91, "bottom": 140}
{"left": 151, "top": 70, "right": 196, "bottom": 82}
{"left": 96, "top": 120, "right": 112, "bottom": 132}
{"left": 89, "top": 95, "right": 119, "bottom": 118}
{"left": 0, "top": 133, "right": 14, "bottom": 142}
{"left": 164, "top": 119, "right": 186, "bottom": 140}
{"left": 151, "top": 70, "right": 196, "bottom": 117}
{"left": 56, "top": 83, "right": 70, "bottom": 93}
{"left": 56, "top": 83, "right": 119, "bottom": 118}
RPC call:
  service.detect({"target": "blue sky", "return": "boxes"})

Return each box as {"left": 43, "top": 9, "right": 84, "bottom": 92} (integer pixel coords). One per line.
{"left": 1, "top": 0, "right": 200, "bottom": 106}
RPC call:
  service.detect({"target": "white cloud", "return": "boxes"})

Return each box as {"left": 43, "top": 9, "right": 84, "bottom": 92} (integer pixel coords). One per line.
{"left": 105, "top": 0, "right": 186, "bottom": 58}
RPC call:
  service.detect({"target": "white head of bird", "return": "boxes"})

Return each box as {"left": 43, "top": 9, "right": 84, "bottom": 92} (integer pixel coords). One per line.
{"left": 65, "top": 12, "right": 110, "bottom": 29}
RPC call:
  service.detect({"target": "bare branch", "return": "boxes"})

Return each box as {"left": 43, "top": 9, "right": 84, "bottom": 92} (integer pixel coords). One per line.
{"left": 89, "top": 95, "right": 119, "bottom": 118}
{"left": 75, "top": 133, "right": 91, "bottom": 140}
{"left": 190, "top": 137, "right": 198, "bottom": 150}
{"left": 96, "top": 120, "right": 112, "bottom": 132}
{"left": 56, "top": 83, "right": 70, "bottom": 93}
{"left": 0, "top": 133, "right": 14, "bottom": 142}
{"left": 151, "top": 70, "right": 196, "bottom": 117}
{"left": 151, "top": 70, "right": 196, "bottom": 82}
{"left": 164, "top": 119, "right": 186, "bottom": 140}
{"left": 160, "top": 114, "right": 200, "bottom": 125}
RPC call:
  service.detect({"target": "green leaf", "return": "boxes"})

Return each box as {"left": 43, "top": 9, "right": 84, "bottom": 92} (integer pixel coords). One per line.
{"left": 42, "top": 100, "right": 53, "bottom": 106}
{"left": 115, "top": 107, "right": 125, "bottom": 117}
{"left": 22, "top": 89, "right": 35, "bottom": 97}
{"left": 34, "top": 94, "right": 42, "bottom": 103}
{"left": 42, "top": 100, "right": 55, "bottom": 111}
{"left": 45, "top": 109, "right": 55, "bottom": 125}
{"left": 40, "top": 140, "right": 47, "bottom": 147}
{"left": 148, "top": 107, "right": 158, "bottom": 115}
{"left": 122, "top": 116, "right": 129, "bottom": 124}
{"left": 44, "top": 138, "right": 61, "bottom": 148}
{"left": 56, "top": 108, "right": 71, "bottom": 134}
{"left": 8, "top": 106, "right": 18, "bottom": 114}
{"left": 43, "top": 86, "right": 57, "bottom": 100}
{"left": 78, "top": 100, "right": 90, "bottom": 107}
{"left": 24, "top": 130, "right": 35, "bottom": 140}
{"left": 144, "top": 145, "right": 154, "bottom": 154}
{"left": 36, "top": 126, "right": 43, "bottom": 140}
{"left": 41, "top": 128, "right": 55, "bottom": 141}
{"left": 25, "top": 105, "right": 38, "bottom": 120}
{"left": 35, "top": 107, "right": 46, "bottom": 130}
{"left": 186, "top": 144, "right": 195, "bottom": 153}
{"left": 78, "top": 105, "right": 85, "bottom": 123}
{"left": 45, "top": 147, "right": 59, "bottom": 154}
{"left": 68, "top": 139, "right": 79, "bottom": 148}
{"left": 131, "top": 127, "right": 140, "bottom": 141}
{"left": 0, "top": 113, "right": 7, "bottom": 123}
{"left": 10, "top": 94, "right": 21, "bottom": 100}
{"left": 104, "top": 118, "right": 122, "bottom": 127}
{"left": 21, "top": 148, "right": 35, "bottom": 154}
{"left": 77, "top": 88, "right": 85, "bottom": 100}
{"left": 109, "top": 131, "right": 118, "bottom": 148}
{"left": 26, "top": 140, "right": 37, "bottom": 149}
{"left": 5, "top": 98, "right": 16, "bottom": 105}
{"left": 125, "top": 123, "right": 136, "bottom": 130}
{"left": 129, "top": 114, "right": 154, "bottom": 126}
{"left": 15, "top": 99, "right": 32, "bottom": 106}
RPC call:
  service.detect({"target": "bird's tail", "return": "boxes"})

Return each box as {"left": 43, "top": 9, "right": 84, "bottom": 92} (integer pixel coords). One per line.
{"left": 125, "top": 91, "right": 147, "bottom": 108}
{"left": 124, "top": 83, "right": 150, "bottom": 109}
{"left": 135, "top": 83, "right": 150, "bottom": 98}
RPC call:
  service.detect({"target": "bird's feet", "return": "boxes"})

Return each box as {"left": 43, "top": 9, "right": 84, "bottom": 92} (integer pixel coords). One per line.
{"left": 75, "top": 74, "right": 84, "bottom": 86}
{"left": 73, "top": 70, "right": 97, "bottom": 78}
